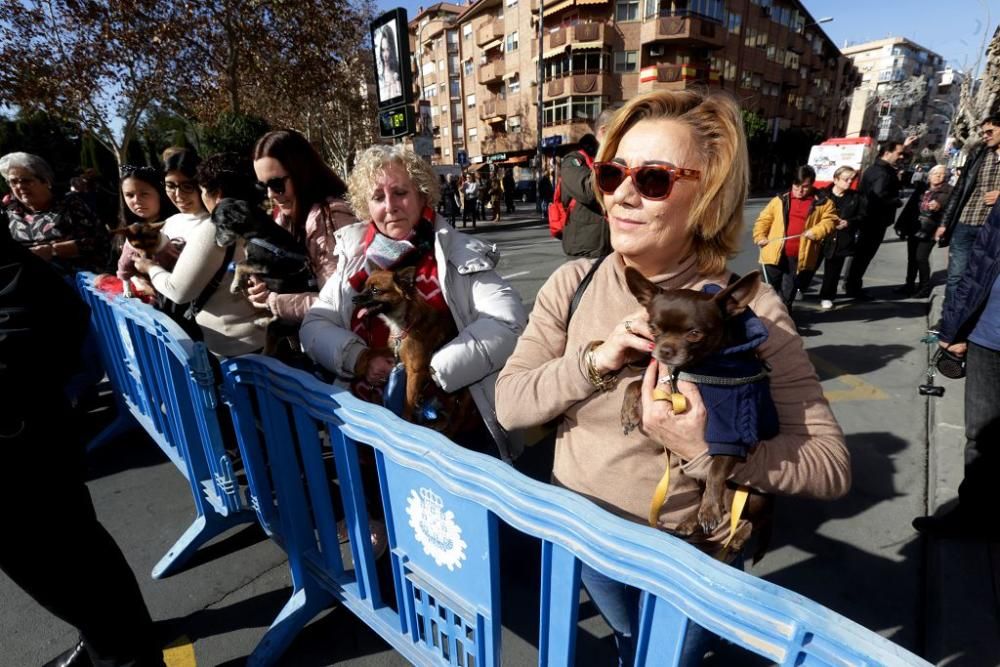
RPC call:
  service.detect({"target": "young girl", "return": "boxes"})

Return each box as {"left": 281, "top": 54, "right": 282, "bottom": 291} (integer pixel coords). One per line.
{"left": 115, "top": 165, "right": 178, "bottom": 295}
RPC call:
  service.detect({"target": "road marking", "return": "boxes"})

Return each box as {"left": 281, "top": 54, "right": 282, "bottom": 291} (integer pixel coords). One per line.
{"left": 164, "top": 636, "right": 196, "bottom": 667}
{"left": 502, "top": 270, "right": 530, "bottom": 279}
{"left": 809, "top": 354, "right": 889, "bottom": 402}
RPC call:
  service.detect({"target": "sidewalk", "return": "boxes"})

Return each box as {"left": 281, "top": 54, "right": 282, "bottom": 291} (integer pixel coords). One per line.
{"left": 923, "top": 288, "right": 1000, "bottom": 665}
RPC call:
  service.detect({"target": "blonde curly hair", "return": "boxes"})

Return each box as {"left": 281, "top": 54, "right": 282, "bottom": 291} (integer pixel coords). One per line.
{"left": 347, "top": 145, "right": 441, "bottom": 220}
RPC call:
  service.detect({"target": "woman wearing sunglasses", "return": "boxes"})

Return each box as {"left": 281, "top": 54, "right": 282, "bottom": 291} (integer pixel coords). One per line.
{"left": 496, "top": 90, "right": 848, "bottom": 665}
{"left": 251, "top": 130, "right": 357, "bottom": 327}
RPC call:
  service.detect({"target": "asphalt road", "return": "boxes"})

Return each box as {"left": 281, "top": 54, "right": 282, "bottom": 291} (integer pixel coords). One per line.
{"left": 0, "top": 202, "right": 954, "bottom": 666}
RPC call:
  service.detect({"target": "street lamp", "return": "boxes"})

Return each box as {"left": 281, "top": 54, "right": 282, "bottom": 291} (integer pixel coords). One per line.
{"left": 802, "top": 16, "right": 833, "bottom": 30}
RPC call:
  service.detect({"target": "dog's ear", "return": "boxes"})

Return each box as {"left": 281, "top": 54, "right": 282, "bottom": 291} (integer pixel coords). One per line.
{"left": 714, "top": 271, "right": 761, "bottom": 317}
{"left": 394, "top": 265, "right": 417, "bottom": 293}
{"left": 624, "top": 266, "right": 659, "bottom": 307}
{"left": 110, "top": 226, "right": 129, "bottom": 236}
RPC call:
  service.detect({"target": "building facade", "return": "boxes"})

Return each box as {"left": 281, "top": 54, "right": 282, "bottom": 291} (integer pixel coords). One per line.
{"left": 843, "top": 37, "right": 946, "bottom": 145}
{"left": 408, "top": 0, "right": 859, "bottom": 174}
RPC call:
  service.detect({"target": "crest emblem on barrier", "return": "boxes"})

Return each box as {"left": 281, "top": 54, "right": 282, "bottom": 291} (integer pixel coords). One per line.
{"left": 406, "top": 487, "right": 467, "bottom": 571}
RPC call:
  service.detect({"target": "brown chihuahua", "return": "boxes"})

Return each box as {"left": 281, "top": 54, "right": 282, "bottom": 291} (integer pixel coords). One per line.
{"left": 111, "top": 221, "right": 166, "bottom": 258}
{"left": 620, "top": 267, "right": 771, "bottom": 552}
{"left": 352, "top": 267, "right": 475, "bottom": 435}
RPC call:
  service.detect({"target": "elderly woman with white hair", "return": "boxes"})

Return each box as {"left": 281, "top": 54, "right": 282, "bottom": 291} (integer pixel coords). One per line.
{"left": 0, "top": 151, "right": 108, "bottom": 273}
{"left": 894, "top": 164, "right": 953, "bottom": 298}
{"left": 301, "top": 145, "right": 527, "bottom": 461}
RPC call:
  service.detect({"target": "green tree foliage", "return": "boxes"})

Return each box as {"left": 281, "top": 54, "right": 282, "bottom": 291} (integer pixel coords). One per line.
{"left": 742, "top": 109, "right": 769, "bottom": 147}
{"left": 201, "top": 112, "right": 272, "bottom": 157}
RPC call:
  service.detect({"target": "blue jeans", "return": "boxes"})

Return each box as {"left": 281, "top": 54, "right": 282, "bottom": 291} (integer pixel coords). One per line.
{"left": 945, "top": 223, "right": 984, "bottom": 307}
{"left": 959, "top": 342, "right": 1000, "bottom": 511}
{"left": 581, "top": 553, "right": 745, "bottom": 666}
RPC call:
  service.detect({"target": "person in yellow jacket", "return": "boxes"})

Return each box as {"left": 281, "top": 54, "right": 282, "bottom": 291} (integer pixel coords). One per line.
{"left": 753, "top": 165, "right": 838, "bottom": 311}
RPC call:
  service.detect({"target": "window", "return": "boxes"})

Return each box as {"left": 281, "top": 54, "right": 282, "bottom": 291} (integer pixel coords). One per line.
{"left": 543, "top": 96, "right": 602, "bottom": 125}
{"left": 447, "top": 30, "right": 459, "bottom": 46}
{"left": 507, "top": 0, "right": 518, "bottom": 6}
{"left": 464, "top": 59, "right": 474, "bottom": 77}
{"left": 463, "top": 24, "right": 472, "bottom": 40}
{"left": 443, "top": 126, "right": 449, "bottom": 137}
{"left": 439, "top": 59, "right": 446, "bottom": 72}
{"left": 739, "top": 69, "right": 752, "bottom": 88}
{"left": 451, "top": 102, "right": 462, "bottom": 117}
{"left": 431, "top": 105, "right": 440, "bottom": 117}
{"left": 422, "top": 61, "right": 436, "bottom": 78}
{"left": 646, "top": 0, "right": 723, "bottom": 20}
{"left": 449, "top": 55, "right": 460, "bottom": 71}
{"left": 509, "top": 74, "right": 521, "bottom": 94}
{"left": 506, "top": 31, "right": 519, "bottom": 51}
{"left": 468, "top": 127, "right": 478, "bottom": 140}
{"left": 466, "top": 93, "right": 476, "bottom": 107}
{"left": 724, "top": 10, "right": 741, "bottom": 33}
{"left": 444, "top": 148, "right": 451, "bottom": 157}
{"left": 614, "top": 51, "right": 637, "bottom": 73}
{"left": 615, "top": 0, "right": 639, "bottom": 21}
{"left": 508, "top": 115, "right": 522, "bottom": 132}
{"left": 425, "top": 84, "right": 437, "bottom": 99}
{"left": 450, "top": 79, "right": 461, "bottom": 97}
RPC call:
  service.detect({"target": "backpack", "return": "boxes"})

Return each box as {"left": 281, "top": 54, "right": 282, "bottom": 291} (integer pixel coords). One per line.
{"left": 548, "top": 150, "right": 595, "bottom": 239}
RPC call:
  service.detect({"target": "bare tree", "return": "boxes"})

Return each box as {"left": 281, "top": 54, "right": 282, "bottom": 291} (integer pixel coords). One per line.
{"left": 0, "top": 0, "right": 189, "bottom": 166}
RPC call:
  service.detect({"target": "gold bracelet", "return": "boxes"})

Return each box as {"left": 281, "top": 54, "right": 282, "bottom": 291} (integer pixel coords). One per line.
{"left": 584, "top": 340, "right": 618, "bottom": 391}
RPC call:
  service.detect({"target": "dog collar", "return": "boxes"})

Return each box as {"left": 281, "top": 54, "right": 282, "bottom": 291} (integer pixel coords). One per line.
{"left": 248, "top": 237, "right": 309, "bottom": 263}
{"left": 674, "top": 366, "right": 770, "bottom": 386}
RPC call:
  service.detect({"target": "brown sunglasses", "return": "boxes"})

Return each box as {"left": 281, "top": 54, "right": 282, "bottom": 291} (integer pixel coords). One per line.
{"left": 593, "top": 162, "right": 701, "bottom": 200}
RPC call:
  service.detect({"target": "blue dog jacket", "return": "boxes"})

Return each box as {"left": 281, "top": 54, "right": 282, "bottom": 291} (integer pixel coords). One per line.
{"left": 676, "top": 284, "right": 779, "bottom": 459}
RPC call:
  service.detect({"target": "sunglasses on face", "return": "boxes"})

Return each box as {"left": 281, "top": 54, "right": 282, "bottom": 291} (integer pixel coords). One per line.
{"left": 255, "top": 175, "right": 289, "bottom": 195}
{"left": 165, "top": 181, "right": 199, "bottom": 194}
{"left": 593, "top": 162, "right": 701, "bottom": 200}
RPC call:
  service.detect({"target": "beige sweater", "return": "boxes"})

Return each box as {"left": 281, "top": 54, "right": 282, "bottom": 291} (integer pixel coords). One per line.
{"left": 148, "top": 217, "right": 264, "bottom": 357}
{"left": 495, "top": 254, "right": 850, "bottom": 550}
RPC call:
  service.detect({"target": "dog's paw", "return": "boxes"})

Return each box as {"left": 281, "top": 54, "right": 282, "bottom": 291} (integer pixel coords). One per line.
{"left": 620, "top": 380, "right": 643, "bottom": 435}
{"left": 697, "top": 501, "right": 725, "bottom": 535}
{"left": 673, "top": 514, "right": 702, "bottom": 537}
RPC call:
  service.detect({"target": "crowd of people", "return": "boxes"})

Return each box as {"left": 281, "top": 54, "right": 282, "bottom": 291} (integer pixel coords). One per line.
{"left": 1, "top": 90, "right": 995, "bottom": 666}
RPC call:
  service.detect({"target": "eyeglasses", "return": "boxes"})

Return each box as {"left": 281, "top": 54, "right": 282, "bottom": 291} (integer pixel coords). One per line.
{"left": 983, "top": 128, "right": 996, "bottom": 137}
{"left": 7, "top": 177, "right": 38, "bottom": 187}
{"left": 593, "top": 162, "right": 701, "bottom": 201}
{"left": 165, "top": 181, "right": 199, "bottom": 194}
{"left": 256, "top": 175, "right": 289, "bottom": 195}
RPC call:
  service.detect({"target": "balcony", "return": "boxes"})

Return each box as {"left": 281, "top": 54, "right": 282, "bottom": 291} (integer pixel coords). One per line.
{"left": 481, "top": 133, "right": 524, "bottom": 154}
{"left": 545, "top": 72, "right": 616, "bottom": 100}
{"left": 476, "top": 18, "right": 504, "bottom": 47}
{"left": 479, "top": 98, "right": 508, "bottom": 122}
{"left": 639, "top": 15, "right": 725, "bottom": 49}
{"left": 478, "top": 59, "right": 505, "bottom": 85}
{"left": 541, "top": 118, "right": 592, "bottom": 144}
{"left": 636, "top": 64, "right": 720, "bottom": 94}
{"left": 543, "top": 22, "right": 612, "bottom": 57}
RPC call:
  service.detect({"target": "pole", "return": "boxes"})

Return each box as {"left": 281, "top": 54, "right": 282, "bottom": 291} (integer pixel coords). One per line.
{"left": 536, "top": 0, "right": 545, "bottom": 209}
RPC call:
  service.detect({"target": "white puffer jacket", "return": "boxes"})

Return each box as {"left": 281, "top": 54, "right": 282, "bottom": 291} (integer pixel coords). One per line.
{"left": 301, "top": 216, "right": 528, "bottom": 461}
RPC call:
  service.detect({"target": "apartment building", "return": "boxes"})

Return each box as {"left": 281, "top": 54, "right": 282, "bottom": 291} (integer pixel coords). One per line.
{"left": 408, "top": 0, "right": 859, "bottom": 170}
{"left": 409, "top": 4, "right": 467, "bottom": 164}
{"left": 843, "top": 37, "right": 946, "bottom": 144}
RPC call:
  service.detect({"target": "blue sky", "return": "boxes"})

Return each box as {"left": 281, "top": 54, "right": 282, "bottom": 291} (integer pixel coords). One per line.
{"left": 376, "top": 0, "right": 999, "bottom": 75}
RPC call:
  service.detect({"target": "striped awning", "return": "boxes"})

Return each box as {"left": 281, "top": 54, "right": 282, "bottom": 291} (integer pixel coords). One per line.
{"left": 503, "top": 70, "right": 519, "bottom": 80}
{"left": 481, "top": 37, "right": 503, "bottom": 51}
{"left": 543, "top": 43, "right": 570, "bottom": 59}
{"left": 542, "top": 0, "right": 573, "bottom": 17}
{"left": 573, "top": 40, "right": 604, "bottom": 50}
{"left": 576, "top": 0, "right": 608, "bottom": 4}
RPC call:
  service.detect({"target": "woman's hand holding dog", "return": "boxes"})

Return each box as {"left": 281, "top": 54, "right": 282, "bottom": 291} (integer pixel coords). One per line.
{"left": 246, "top": 277, "right": 271, "bottom": 310}
{"left": 590, "top": 309, "right": 655, "bottom": 375}
{"left": 133, "top": 256, "right": 156, "bottom": 275}
{"left": 355, "top": 348, "right": 396, "bottom": 386}
{"left": 641, "top": 359, "right": 710, "bottom": 461}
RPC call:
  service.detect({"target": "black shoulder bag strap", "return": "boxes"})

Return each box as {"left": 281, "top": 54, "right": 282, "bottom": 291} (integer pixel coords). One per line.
{"left": 185, "top": 244, "right": 236, "bottom": 321}
{"left": 567, "top": 253, "right": 608, "bottom": 323}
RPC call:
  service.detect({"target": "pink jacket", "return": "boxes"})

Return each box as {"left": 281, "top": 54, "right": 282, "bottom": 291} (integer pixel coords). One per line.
{"left": 265, "top": 198, "right": 357, "bottom": 323}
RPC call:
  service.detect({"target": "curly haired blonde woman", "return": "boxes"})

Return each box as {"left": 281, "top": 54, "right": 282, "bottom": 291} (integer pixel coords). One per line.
{"left": 301, "top": 144, "right": 527, "bottom": 461}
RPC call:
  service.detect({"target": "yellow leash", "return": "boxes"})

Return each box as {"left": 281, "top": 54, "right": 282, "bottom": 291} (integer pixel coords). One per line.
{"left": 647, "top": 444, "right": 750, "bottom": 560}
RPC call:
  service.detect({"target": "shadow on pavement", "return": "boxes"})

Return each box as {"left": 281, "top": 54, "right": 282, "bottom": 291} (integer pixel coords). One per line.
{"left": 807, "top": 343, "right": 914, "bottom": 378}
{"left": 753, "top": 431, "right": 924, "bottom": 655}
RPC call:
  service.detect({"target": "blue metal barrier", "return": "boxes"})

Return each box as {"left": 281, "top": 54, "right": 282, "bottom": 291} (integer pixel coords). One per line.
{"left": 77, "top": 273, "right": 254, "bottom": 579}
{"left": 222, "top": 354, "right": 930, "bottom": 667}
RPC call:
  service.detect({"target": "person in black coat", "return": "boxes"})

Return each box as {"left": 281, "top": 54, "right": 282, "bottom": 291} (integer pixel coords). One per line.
{"left": 893, "top": 165, "right": 953, "bottom": 298}
{"left": 818, "top": 166, "right": 866, "bottom": 309}
{"left": 914, "top": 202, "right": 1000, "bottom": 540}
{"left": 0, "top": 224, "right": 164, "bottom": 667}
{"left": 844, "top": 137, "right": 915, "bottom": 299}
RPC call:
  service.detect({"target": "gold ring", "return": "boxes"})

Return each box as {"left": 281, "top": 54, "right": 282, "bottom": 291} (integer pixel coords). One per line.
{"left": 624, "top": 320, "right": 634, "bottom": 335}
{"left": 652, "top": 388, "right": 672, "bottom": 402}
